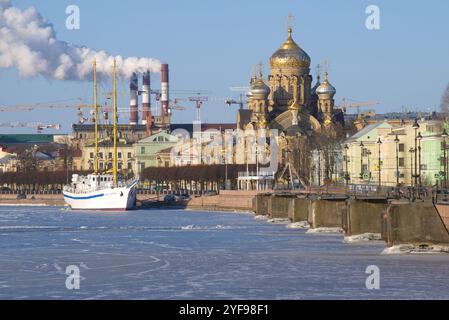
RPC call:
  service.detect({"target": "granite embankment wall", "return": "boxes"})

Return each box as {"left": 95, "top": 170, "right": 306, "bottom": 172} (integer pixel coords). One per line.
{"left": 383, "top": 201, "right": 449, "bottom": 246}
{"left": 186, "top": 190, "right": 257, "bottom": 212}
{"left": 253, "top": 194, "right": 271, "bottom": 216}
{"left": 0, "top": 194, "right": 65, "bottom": 206}
{"left": 435, "top": 204, "right": 449, "bottom": 231}
{"left": 308, "top": 197, "right": 347, "bottom": 229}
{"left": 254, "top": 194, "right": 449, "bottom": 247}
{"left": 259, "top": 194, "right": 310, "bottom": 221}
{"left": 0, "top": 191, "right": 258, "bottom": 211}
{"left": 343, "top": 198, "right": 388, "bottom": 237}
{"left": 290, "top": 197, "right": 310, "bottom": 222}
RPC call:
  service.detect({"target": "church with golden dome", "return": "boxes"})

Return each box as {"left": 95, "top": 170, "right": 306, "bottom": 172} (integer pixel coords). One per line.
{"left": 237, "top": 25, "right": 345, "bottom": 136}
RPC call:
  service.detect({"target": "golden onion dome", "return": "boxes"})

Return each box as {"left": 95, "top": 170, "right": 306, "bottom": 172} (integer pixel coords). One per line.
{"left": 270, "top": 27, "right": 311, "bottom": 69}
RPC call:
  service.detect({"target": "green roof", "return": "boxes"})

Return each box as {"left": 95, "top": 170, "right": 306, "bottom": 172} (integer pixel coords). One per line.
{"left": 0, "top": 134, "right": 54, "bottom": 144}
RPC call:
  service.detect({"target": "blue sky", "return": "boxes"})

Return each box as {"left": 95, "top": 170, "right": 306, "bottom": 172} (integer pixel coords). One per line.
{"left": 1, "top": 0, "right": 449, "bottom": 133}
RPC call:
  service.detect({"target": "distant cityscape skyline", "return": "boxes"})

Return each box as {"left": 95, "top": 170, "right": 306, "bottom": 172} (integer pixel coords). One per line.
{"left": 0, "top": 0, "right": 448, "bottom": 134}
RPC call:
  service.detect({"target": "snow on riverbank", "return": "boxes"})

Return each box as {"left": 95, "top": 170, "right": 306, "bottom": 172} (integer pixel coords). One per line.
{"left": 286, "top": 221, "right": 310, "bottom": 229}
{"left": 382, "top": 244, "right": 449, "bottom": 255}
{"left": 306, "top": 227, "right": 344, "bottom": 234}
{"left": 344, "top": 233, "right": 382, "bottom": 243}
{"left": 267, "top": 218, "right": 290, "bottom": 224}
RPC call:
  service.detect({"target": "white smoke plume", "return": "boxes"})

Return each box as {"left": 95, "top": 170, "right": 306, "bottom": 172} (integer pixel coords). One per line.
{"left": 0, "top": 0, "right": 161, "bottom": 80}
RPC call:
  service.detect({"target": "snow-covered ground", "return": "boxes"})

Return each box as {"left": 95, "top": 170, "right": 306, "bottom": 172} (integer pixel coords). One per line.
{"left": 344, "top": 233, "right": 383, "bottom": 243}
{"left": 1, "top": 206, "right": 449, "bottom": 299}
{"left": 306, "top": 227, "right": 344, "bottom": 234}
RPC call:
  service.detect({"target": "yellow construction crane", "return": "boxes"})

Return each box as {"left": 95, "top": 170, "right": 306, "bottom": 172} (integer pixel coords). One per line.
{"left": 339, "top": 97, "right": 380, "bottom": 114}
{"left": 0, "top": 122, "right": 61, "bottom": 133}
{"left": 172, "top": 99, "right": 188, "bottom": 111}
{"left": 0, "top": 99, "right": 97, "bottom": 124}
{"left": 172, "top": 96, "right": 209, "bottom": 121}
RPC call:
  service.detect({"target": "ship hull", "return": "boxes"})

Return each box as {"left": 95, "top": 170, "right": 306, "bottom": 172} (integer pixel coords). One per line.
{"left": 63, "top": 185, "right": 137, "bottom": 211}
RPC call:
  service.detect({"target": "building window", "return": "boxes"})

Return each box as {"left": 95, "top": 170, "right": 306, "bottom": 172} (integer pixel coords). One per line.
{"left": 141, "top": 147, "right": 145, "bottom": 154}
{"left": 128, "top": 152, "right": 132, "bottom": 159}
{"left": 118, "top": 163, "right": 122, "bottom": 170}
{"left": 118, "top": 152, "right": 122, "bottom": 159}
{"left": 90, "top": 152, "right": 94, "bottom": 159}
{"left": 399, "top": 158, "right": 405, "bottom": 167}
{"left": 128, "top": 162, "right": 132, "bottom": 170}
{"left": 99, "top": 153, "right": 103, "bottom": 159}
{"left": 399, "top": 144, "right": 405, "bottom": 152}
{"left": 108, "top": 152, "right": 113, "bottom": 159}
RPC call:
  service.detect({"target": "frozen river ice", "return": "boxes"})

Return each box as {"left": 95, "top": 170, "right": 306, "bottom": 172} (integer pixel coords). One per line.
{"left": 1, "top": 206, "right": 449, "bottom": 300}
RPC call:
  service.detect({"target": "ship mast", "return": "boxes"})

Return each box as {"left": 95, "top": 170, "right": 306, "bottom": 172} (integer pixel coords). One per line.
{"left": 113, "top": 59, "right": 118, "bottom": 188}
{"left": 93, "top": 59, "right": 99, "bottom": 175}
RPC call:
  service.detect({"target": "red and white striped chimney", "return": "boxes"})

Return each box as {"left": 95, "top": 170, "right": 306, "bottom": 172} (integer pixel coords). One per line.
{"left": 161, "top": 64, "right": 170, "bottom": 116}
{"left": 129, "top": 72, "right": 139, "bottom": 125}
{"left": 142, "top": 71, "right": 151, "bottom": 125}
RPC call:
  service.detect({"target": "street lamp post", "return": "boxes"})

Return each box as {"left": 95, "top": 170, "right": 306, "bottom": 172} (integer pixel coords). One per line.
{"left": 256, "top": 144, "right": 259, "bottom": 190}
{"left": 221, "top": 147, "right": 228, "bottom": 190}
{"left": 360, "top": 141, "right": 364, "bottom": 181}
{"left": 344, "top": 144, "right": 350, "bottom": 186}
{"left": 318, "top": 150, "right": 321, "bottom": 187}
{"left": 367, "top": 150, "right": 372, "bottom": 182}
{"left": 412, "top": 119, "right": 420, "bottom": 187}
{"left": 377, "top": 137, "right": 382, "bottom": 188}
{"left": 286, "top": 149, "right": 292, "bottom": 189}
{"left": 409, "top": 147, "right": 415, "bottom": 186}
{"left": 246, "top": 148, "right": 249, "bottom": 191}
{"left": 417, "top": 132, "right": 423, "bottom": 187}
{"left": 394, "top": 135, "right": 400, "bottom": 187}
{"left": 442, "top": 129, "right": 448, "bottom": 189}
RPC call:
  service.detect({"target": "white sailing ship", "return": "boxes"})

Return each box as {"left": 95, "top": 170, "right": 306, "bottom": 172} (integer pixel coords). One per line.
{"left": 63, "top": 59, "right": 138, "bottom": 211}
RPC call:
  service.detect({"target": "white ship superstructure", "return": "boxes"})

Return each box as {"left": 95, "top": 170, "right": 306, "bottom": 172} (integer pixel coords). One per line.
{"left": 63, "top": 174, "right": 138, "bottom": 211}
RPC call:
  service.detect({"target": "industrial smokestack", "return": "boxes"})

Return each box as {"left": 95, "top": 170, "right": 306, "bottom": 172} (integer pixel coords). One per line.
{"left": 161, "top": 64, "right": 170, "bottom": 116}
{"left": 130, "top": 72, "right": 139, "bottom": 125}
{"left": 142, "top": 71, "right": 151, "bottom": 125}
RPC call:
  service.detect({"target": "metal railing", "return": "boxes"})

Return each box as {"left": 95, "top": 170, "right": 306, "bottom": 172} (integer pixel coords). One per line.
{"left": 0, "top": 190, "right": 63, "bottom": 195}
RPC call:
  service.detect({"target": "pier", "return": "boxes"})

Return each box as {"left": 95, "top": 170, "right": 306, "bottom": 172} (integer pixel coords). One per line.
{"left": 253, "top": 189, "right": 449, "bottom": 250}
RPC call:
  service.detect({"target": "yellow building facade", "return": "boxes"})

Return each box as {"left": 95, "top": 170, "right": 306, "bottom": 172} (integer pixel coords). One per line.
{"left": 73, "top": 140, "right": 136, "bottom": 175}
{"left": 345, "top": 120, "right": 444, "bottom": 187}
